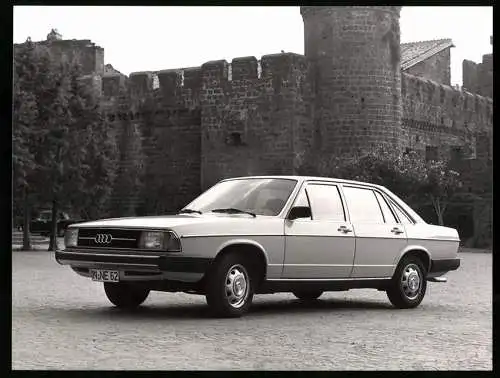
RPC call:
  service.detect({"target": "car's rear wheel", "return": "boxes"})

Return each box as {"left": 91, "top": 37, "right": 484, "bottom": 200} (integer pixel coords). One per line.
{"left": 386, "top": 256, "right": 427, "bottom": 309}
{"left": 104, "top": 282, "right": 150, "bottom": 309}
{"left": 205, "top": 253, "right": 255, "bottom": 318}
{"left": 293, "top": 290, "right": 323, "bottom": 301}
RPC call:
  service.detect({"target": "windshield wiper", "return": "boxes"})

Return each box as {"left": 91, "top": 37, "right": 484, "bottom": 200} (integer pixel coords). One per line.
{"left": 178, "top": 208, "right": 202, "bottom": 215}
{"left": 211, "top": 208, "right": 256, "bottom": 218}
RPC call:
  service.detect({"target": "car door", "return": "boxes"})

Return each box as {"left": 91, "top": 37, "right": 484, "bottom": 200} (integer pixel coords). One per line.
{"left": 341, "top": 185, "right": 408, "bottom": 278}
{"left": 283, "top": 182, "right": 356, "bottom": 278}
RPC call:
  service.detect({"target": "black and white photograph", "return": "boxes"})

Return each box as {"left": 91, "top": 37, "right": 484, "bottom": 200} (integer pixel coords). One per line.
{"left": 12, "top": 5, "right": 492, "bottom": 371}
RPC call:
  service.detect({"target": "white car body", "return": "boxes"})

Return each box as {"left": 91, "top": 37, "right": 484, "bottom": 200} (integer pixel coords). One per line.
{"left": 56, "top": 176, "right": 461, "bottom": 317}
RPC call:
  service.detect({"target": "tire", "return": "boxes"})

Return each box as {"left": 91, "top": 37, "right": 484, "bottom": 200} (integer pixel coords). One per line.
{"left": 386, "top": 256, "right": 427, "bottom": 309}
{"left": 205, "top": 253, "right": 256, "bottom": 318}
{"left": 293, "top": 290, "right": 323, "bottom": 301}
{"left": 104, "top": 282, "right": 150, "bottom": 309}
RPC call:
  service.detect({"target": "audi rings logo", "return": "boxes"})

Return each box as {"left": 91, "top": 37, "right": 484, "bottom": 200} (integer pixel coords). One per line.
{"left": 94, "top": 233, "right": 113, "bottom": 244}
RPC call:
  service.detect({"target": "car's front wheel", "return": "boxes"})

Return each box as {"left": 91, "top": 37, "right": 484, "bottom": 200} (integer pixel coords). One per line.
{"left": 104, "top": 282, "right": 150, "bottom": 309}
{"left": 293, "top": 290, "right": 323, "bottom": 301}
{"left": 205, "top": 253, "right": 255, "bottom": 318}
{"left": 386, "top": 256, "right": 427, "bottom": 309}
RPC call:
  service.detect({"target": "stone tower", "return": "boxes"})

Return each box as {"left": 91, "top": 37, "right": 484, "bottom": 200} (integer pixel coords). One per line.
{"left": 301, "top": 6, "right": 404, "bottom": 156}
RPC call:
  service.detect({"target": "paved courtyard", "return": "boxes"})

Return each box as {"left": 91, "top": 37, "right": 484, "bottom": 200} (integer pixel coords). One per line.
{"left": 12, "top": 251, "right": 491, "bottom": 370}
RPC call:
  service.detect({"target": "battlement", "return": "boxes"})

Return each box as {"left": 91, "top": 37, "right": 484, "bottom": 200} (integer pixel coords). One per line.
{"left": 100, "top": 53, "right": 309, "bottom": 101}
{"left": 102, "top": 74, "right": 127, "bottom": 97}
{"left": 402, "top": 72, "right": 492, "bottom": 134}
{"left": 201, "top": 53, "right": 308, "bottom": 82}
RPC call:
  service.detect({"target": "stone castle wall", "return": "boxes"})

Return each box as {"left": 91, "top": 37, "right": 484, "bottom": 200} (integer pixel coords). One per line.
{"left": 95, "top": 53, "right": 314, "bottom": 213}
{"left": 199, "top": 54, "right": 313, "bottom": 190}
{"left": 401, "top": 72, "right": 493, "bottom": 160}
{"left": 463, "top": 53, "right": 493, "bottom": 98}
{"left": 404, "top": 48, "right": 451, "bottom": 85}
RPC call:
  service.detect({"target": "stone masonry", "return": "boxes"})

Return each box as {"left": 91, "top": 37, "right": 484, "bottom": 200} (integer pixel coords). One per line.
{"left": 18, "top": 7, "right": 493, "bottom": 245}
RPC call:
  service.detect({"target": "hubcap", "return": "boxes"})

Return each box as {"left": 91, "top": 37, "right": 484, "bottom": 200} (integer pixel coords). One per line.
{"left": 401, "top": 264, "right": 421, "bottom": 300}
{"left": 225, "top": 264, "right": 249, "bottom": 309}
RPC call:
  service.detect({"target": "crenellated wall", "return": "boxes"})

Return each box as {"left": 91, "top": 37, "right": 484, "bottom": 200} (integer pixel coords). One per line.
{"left": 401, "top": 72, "right": 493, "bottom": 160}
{"left": 90, "top": 53, "right": 314, "bottom": 211}
{"left": 92, "top": 57, "right": 492, "bottom": 215}
{"left": 199, "top": 53, "right": 313, "bottom": 190}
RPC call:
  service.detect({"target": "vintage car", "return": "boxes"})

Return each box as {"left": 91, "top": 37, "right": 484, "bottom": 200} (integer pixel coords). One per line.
{"left": 55, "top": 176, "right": 461, "bottom": 317}
{"left": 30, "top": 210, "right": 81, "bottom": 237}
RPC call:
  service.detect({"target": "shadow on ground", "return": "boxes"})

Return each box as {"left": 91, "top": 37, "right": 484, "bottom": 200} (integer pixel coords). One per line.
{"left": 29, "top": 297, "right": 397, "bottom": 321}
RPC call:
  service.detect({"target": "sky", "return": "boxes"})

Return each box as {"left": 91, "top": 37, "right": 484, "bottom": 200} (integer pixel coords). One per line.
{"left": 13, "top": 6, "right": 493, "bottom": 86}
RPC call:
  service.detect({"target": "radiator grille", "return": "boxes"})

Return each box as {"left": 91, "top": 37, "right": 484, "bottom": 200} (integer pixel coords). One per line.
{"left": 77, "top": 228, "right": 141, "bottom": 249}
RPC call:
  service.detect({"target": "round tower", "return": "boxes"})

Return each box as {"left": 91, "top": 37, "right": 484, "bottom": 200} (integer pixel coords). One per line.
{"left": 301, "top": 6, "right": 404, "bottom": 156}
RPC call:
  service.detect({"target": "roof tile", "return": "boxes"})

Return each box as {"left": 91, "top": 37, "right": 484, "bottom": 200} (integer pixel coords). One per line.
{"left": 401, "top": 38, "right": 454, "bottom": 70}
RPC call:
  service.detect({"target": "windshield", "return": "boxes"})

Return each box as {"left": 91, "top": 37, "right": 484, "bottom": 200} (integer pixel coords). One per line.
{"left": 183, "top": 178, "right": 298, "bottom": 216}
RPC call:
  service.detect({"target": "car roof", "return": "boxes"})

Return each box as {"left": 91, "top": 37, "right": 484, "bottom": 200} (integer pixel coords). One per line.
{"left": 221, "top": 175, "right": 385, "bottom": 190}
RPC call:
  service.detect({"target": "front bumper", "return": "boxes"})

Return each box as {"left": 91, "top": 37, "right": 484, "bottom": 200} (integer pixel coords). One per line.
{"left": 55, "top": 249, "right": 212, "bottom": 274}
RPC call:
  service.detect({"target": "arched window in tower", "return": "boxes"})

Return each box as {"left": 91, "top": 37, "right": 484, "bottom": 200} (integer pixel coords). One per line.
{"left": 228, "top": 63, "right": 232, "bottom": 81}
{"left": 257, "top": 61, "right": 262, "bottom": 79}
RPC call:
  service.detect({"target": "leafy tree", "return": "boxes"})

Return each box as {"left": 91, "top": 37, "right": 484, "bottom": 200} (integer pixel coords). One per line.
{"left": 419, "top": 160, "right": 462, "bottom": 226}
{"left": 298, "top": 146, "right": 463, "bottom": 226}
{"left": 13, "top": 39, "right": 54, "bottom": 250}
{"left": 13, "top": 37, "right": 118, "bottom": 250}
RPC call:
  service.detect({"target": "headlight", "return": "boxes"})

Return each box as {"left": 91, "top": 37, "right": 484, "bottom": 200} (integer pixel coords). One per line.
{"left": 139, "top": 231, "right": 181, "bottom": 252}
{"left": 64, "top": 228, "right": 78, "bottom": 247}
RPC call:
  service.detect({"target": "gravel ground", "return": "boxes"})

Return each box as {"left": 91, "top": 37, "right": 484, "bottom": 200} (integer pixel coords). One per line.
{"left": 12, "top": 251, "right": 492, "bottom": 370}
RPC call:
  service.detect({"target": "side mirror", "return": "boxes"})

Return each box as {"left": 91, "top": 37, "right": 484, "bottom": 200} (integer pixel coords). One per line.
{"left": 287, "top": 206, "right": 312, "bottom": 221}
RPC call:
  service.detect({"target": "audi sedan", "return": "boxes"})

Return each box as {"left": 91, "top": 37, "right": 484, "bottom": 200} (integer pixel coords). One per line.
{"left": 55, "top": 176, "right": 461, "bottom": 317}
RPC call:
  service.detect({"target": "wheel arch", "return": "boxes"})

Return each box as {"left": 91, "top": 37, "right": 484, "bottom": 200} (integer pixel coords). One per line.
{"left": 393, "top": 245, "right": 432, "bottom": 275}
{"left": 213, "top": 239, "right": 269, "bottom": 283}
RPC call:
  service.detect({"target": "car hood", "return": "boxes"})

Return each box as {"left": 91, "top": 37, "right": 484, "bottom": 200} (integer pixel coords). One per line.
{"left": 71, "top": 214, "right": 283, "bottom": 237}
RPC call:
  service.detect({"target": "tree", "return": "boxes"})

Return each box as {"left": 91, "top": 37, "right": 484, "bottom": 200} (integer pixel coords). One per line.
{"left": 418, "top": 160, "right": 462, "bottom": 226}
{"left": 298, "top": 146, "right": 463, "bottom": 227}
{"left": 13, "top": 38, "right": 119, "bottom": 250}
{"left": 63, "top": 68, "right": 118, "bottom": 220}
{"left": 13, "top": 38, "right": 54, "bottom": 250}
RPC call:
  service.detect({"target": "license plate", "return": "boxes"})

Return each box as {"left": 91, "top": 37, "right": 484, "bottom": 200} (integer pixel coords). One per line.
{"left": 90, "top": 269, "right": 119, "bottom": 282}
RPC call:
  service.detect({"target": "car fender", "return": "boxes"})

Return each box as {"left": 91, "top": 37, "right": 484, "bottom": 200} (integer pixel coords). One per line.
{"left": 392, "top": 244, "right": 432, "bottom": 274}
{"left": 215, "top": 238, "right": 270, "bottom": 267}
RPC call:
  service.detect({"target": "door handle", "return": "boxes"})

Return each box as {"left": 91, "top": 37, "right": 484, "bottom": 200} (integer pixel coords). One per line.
{"left": 337, "top": 225, "right": 353, "bottom": 233}
{"left": 391, "top": 227, "right": 404, "bottom": 235}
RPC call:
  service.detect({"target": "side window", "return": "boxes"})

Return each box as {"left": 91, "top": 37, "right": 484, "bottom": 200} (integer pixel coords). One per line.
{"left": 374, "top": 191, "right": 397, "bottom": 223}
{"left": 389, "top": 200, "right": 414, "bottom": 225}
{"left": 342, "top": 186, "right": 384, "bottom": 223}
{"left": 306, "top": 184, "right": 346, "bottom": 221}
